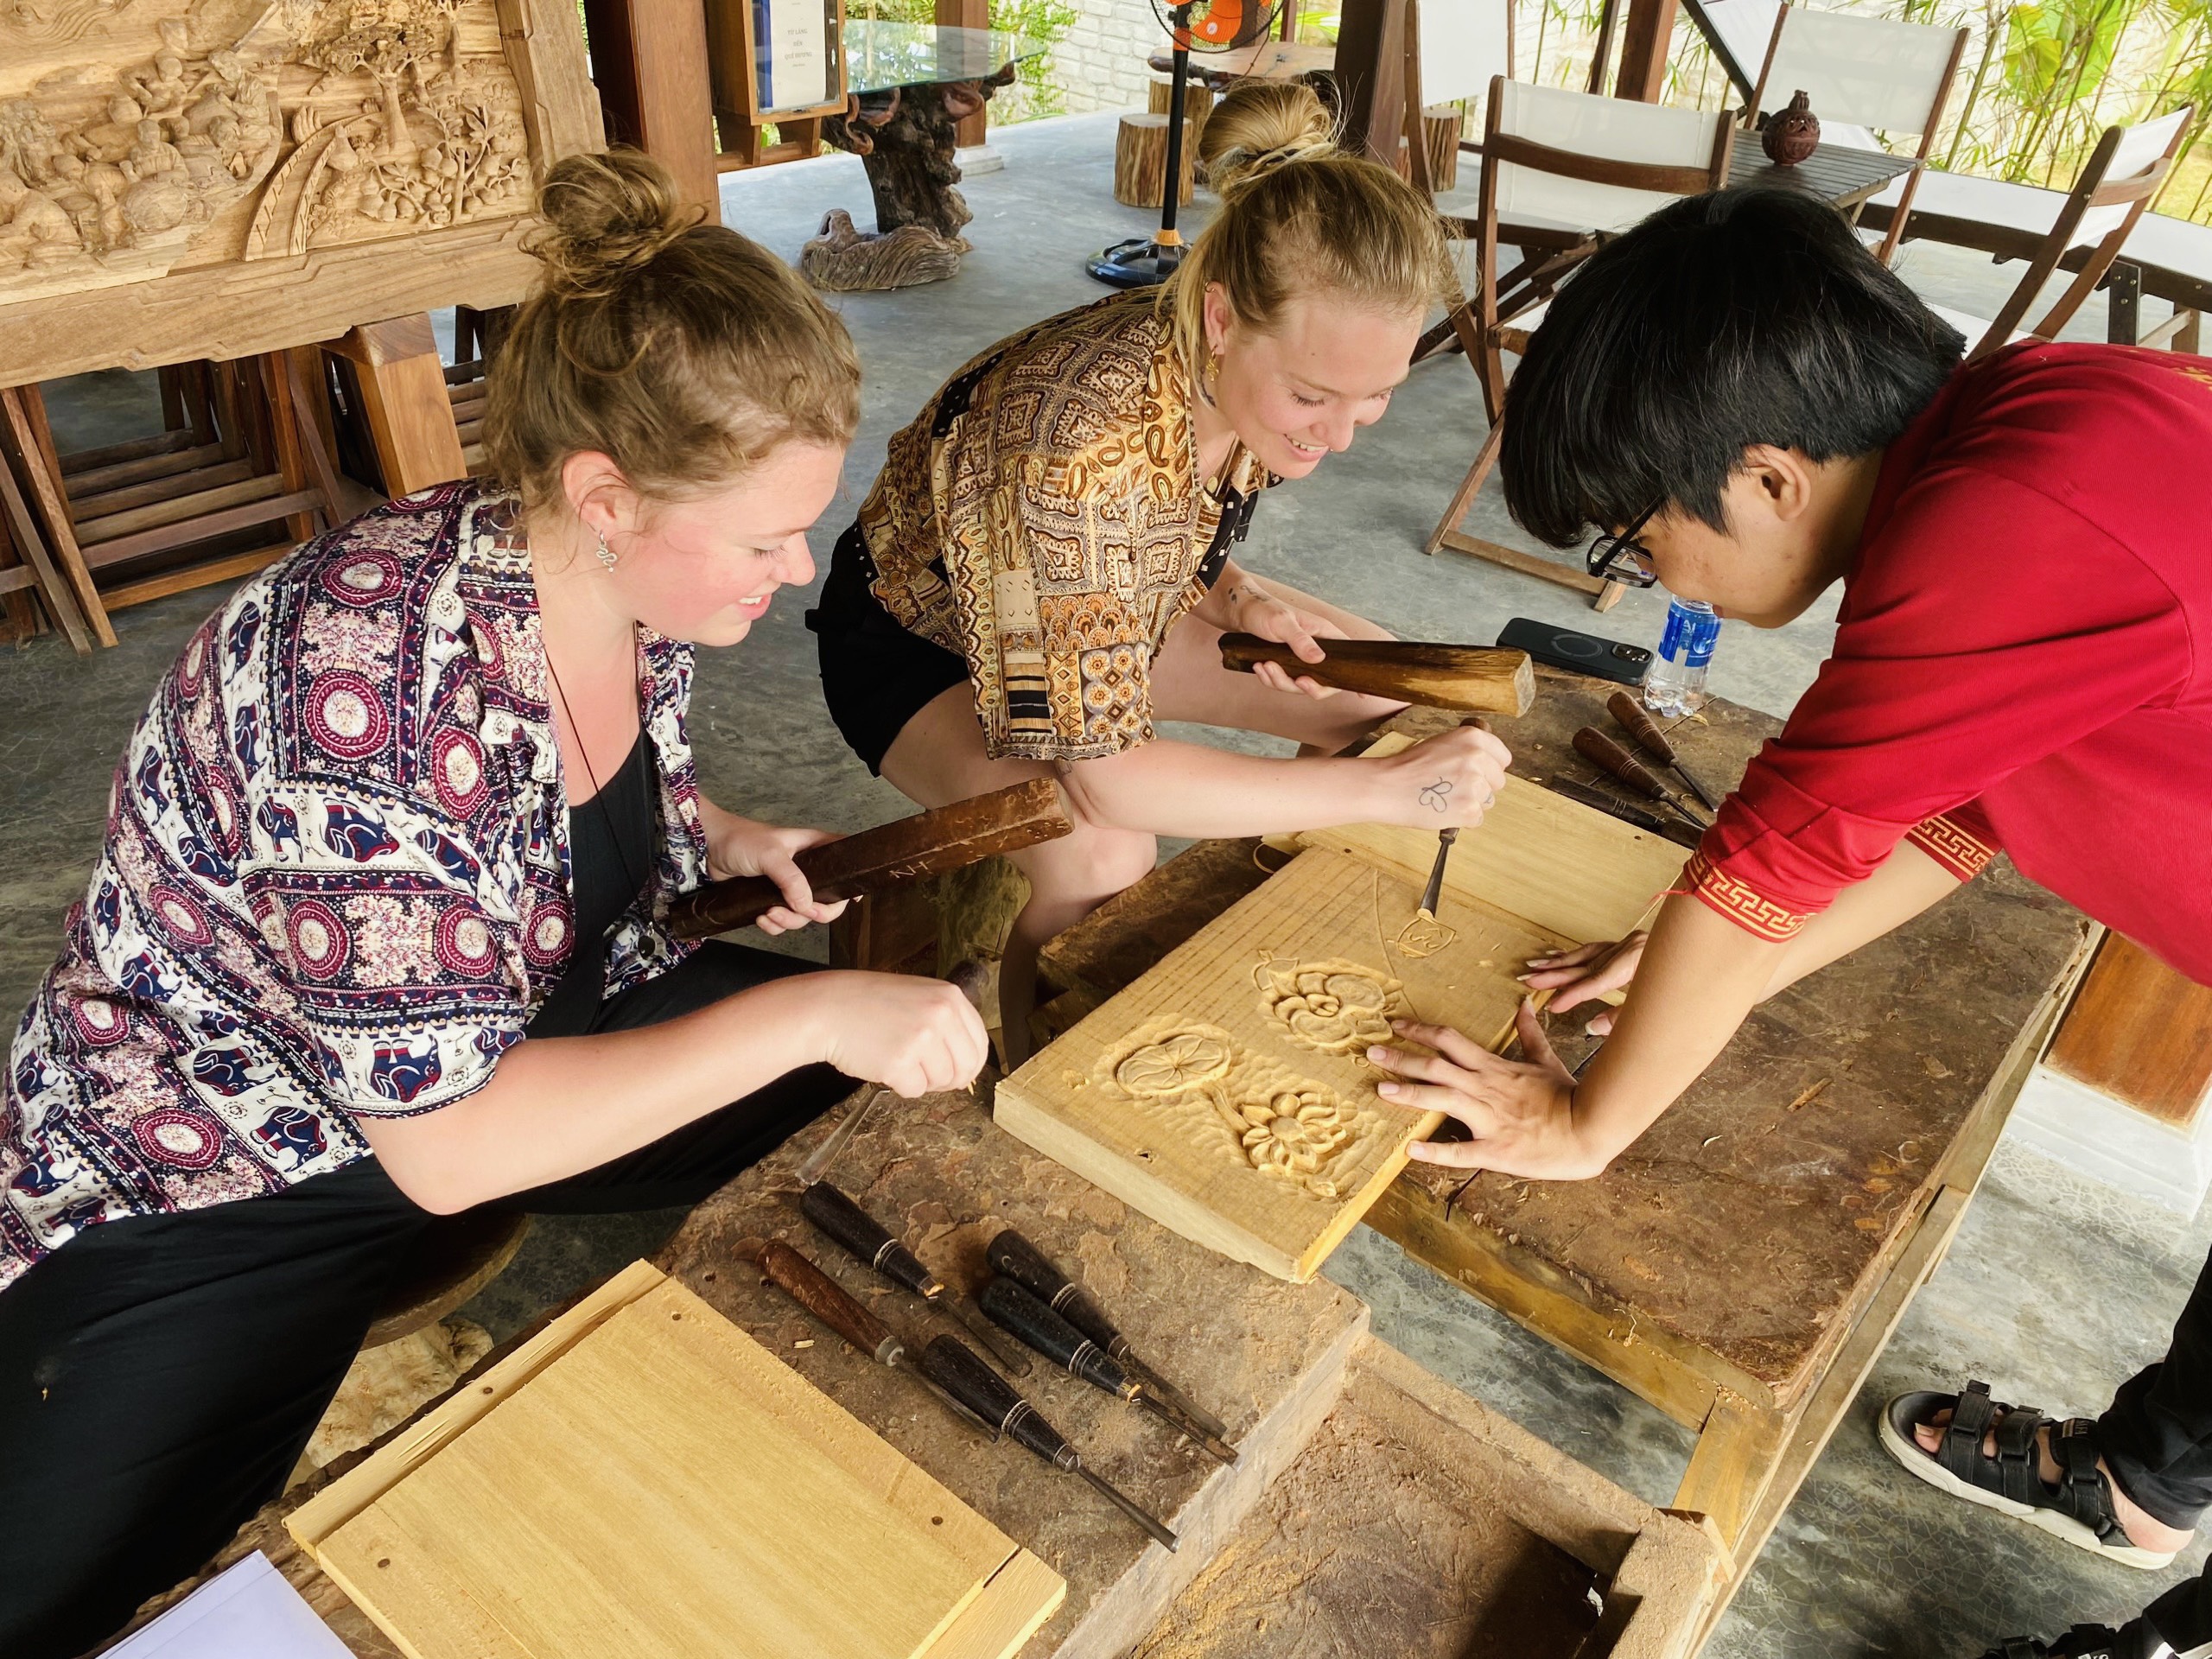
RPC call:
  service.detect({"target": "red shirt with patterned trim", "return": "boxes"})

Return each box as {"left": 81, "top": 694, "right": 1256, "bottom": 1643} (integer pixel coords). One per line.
{"left": 1685, "top": 343, "right": 2212, "bottom": 985}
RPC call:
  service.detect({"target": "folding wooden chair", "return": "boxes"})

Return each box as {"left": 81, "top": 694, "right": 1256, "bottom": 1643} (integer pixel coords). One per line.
{"left": 1402, "top": 0, "right": 1512, "bottom": 200}
{"left": 1427, "top": 79, "right": 1735, "bottom": 609}
{"left": 1923, "top": 108, "right": 2192, "bottom": 360}
{"left": 0, "top": 350, "right": 345, "bottom": 643}
{"left": 1745, "top": 3, "right": 1967, "bottom": 264}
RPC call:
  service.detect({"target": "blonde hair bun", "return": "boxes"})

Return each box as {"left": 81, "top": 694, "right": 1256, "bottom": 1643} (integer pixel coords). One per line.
{"left": 1200, "top": 79, "right": 1338, "bottom": 198}
{"left": 526, "top": 149, "right": 702, "bottom": 300}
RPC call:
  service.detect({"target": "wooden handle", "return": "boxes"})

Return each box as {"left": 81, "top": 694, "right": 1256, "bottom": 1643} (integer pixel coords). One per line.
{"left": 986, "top": 1229, "right": 1121, "bottom": 1350}
{"left": 1573, "top": 728, "right": 1669, "bottom": 802}
{"left": 666, "top": 778, "right": 1073, "bottom": 940}
{"left": 1606, "top": 690, "right": 1678, "bottom": 766}
{"left": 979, "top": 1276, "right": 1132, "bottom": 1397}
{"left": 800, "top": 1182, "right": 938, "bottom": 1298}
{"left": 759, "top": 1239, "right": 902, "bottom": 1367}
{"left": 1217, "top": 635, "right": 1535, "bottom": 716}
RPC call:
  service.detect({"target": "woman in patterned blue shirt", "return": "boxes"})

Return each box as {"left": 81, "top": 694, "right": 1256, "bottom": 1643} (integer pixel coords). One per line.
{"left": 0, "top": 152, "right": 988, "bottom": 1659}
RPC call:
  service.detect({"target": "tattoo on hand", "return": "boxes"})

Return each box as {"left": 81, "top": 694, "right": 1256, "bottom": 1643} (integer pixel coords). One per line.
{"left": 1419, "top": 778, "right": 1452, "bottom": 812}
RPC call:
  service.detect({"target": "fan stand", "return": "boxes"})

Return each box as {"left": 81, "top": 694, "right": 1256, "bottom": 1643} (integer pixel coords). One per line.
{"left": 1088, "top": 3, "right": 1198, "bottom": 288}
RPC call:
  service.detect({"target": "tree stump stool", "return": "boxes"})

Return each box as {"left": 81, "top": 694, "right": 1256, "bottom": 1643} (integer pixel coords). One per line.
{"left": 1147, "top": 78, "right": 1213, "bottom": 168}
{"left": 1422, "top": 105, "right": 1462, "bottom": 191}
{"left": 362, "top": 1210, "right": 530, "bottom": 1350}
{"left": 1114, "top": 112, "right": 1196, "bottom": 210}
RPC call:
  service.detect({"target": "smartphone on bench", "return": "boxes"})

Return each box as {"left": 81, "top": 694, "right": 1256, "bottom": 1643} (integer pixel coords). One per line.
{"left": 1497, "top": 618, "right": 1653, "bottom": 687}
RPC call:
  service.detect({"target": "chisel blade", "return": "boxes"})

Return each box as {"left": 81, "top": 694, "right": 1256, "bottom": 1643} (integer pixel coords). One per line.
{"left": 1076, "top": 1464, "right": 1179, "bottom": 1552}
{"left": 797, "top": 1087, "right": 887, "bottom": 1187}
{"left": 1120, "top": 1353, "right": 1230, "bottom": 1444}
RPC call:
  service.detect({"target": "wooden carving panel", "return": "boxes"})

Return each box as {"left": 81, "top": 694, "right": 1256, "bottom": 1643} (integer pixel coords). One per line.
{"left": 0, "top": 0, "right": 599, "bottom": 380}
{"left": 996, "top": 845, "right": 1572, "bottom": 1282}
{"left": 289, "top": 1262, "right": 1065, "bottom": 1659}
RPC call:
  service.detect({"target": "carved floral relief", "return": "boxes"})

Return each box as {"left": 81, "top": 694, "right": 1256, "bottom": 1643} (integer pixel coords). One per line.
{"left": 0, "top": 0, "right": 537, "bottom": 305}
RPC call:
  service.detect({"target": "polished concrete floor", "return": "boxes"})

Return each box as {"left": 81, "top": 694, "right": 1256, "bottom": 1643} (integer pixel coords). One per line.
{"left": 3, "top": 112, "right": 2201, "bottom": 1656}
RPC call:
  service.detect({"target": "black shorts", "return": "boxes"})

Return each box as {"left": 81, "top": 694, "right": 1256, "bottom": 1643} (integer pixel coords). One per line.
{"left": 808, "top": 523, "right": 974, "bottom": 776}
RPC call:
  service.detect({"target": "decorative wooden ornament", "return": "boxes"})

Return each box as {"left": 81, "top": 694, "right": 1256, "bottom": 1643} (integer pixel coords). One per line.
{"left": 1762, "top": 90, "right": 1821, "bottom": 167}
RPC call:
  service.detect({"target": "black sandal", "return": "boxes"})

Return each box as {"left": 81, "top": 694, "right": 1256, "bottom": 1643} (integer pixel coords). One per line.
{"left": 1880, "top": 1379, "right": 2177, "bottom": 1569}
{"left": 1980, "top": 1618, "right": 2164, "bottom": 1658}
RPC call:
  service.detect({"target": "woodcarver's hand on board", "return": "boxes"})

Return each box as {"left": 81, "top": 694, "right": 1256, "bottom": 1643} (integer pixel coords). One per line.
{"left": 699, "top": 803, "right": 848, "bottom": 937}
{"left": 1224, "top": 583, "right": 1344, "bottom": 700}
{"left": 1519, "top": 933, "right": 1649, "bottom": 1037}
{"left": 1368, "top": 1001, "right": 1608, "bottom": 1180}
{"left": 1376, "top": 724, "right": 1512, "bottom": 830}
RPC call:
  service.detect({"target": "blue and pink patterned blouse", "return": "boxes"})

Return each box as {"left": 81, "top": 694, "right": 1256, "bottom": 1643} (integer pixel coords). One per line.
{"left": 1, "top": 480, "right": 710, "bottom": 1289}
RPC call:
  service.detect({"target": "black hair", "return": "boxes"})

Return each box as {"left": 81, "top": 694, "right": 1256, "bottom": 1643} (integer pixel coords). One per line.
{"left": 1497, "top": 187, "right": 1965, "bottom": 548}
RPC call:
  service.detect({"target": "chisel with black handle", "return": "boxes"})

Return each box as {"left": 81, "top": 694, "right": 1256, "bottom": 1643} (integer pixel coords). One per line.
{"left": 979, "top": 1277, "right": 1239, "bottom": 1465}
{"left": 918, "top": 1334, "right": 1179, "bottom": 1551}
{"left": 800, "top": 1181, "right": 1035, "bottom": 1376}
{"left": 985, "top": 1228, "right": 1230, "bottom": 1443}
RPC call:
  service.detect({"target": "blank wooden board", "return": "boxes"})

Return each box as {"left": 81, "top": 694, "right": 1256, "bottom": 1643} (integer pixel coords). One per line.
{"left": 288, "top": 1262, "right": 1063, "bottom": 1659}
{"left": 996, "top": 846, "right": 1571, "bottom": 1281}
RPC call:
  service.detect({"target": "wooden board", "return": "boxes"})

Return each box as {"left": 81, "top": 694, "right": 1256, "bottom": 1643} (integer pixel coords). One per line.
{"left": 289, "top": 1261, "right": 1064, "bottom": 1659}
{"left": 0, "top": 0, "right": 601, "bottom": 385}
{"left": 996, "top": 844, "right": 1572, "bottom": 1282}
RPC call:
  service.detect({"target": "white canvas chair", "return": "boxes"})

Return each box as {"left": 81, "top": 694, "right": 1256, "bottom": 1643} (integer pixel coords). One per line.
{"left": 1682, "top": 0, "right": 1784, "bottom": 101}
{"left": 1745, "top": 3, "right": 1967, "bottom": 262}
{"left": 1427, "top": 79, "right": 1735, "bottom": 610}
{"left": 1917, "top": 108, "right": 2194, "bottom": 359}
{"left": 1402, "top": 0, "right": 1512, "bottom": 203}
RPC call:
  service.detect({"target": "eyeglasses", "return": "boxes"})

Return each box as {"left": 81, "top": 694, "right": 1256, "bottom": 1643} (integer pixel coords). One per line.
{"left": 1586, "top": 500, "right": 1662, "bottom": 588}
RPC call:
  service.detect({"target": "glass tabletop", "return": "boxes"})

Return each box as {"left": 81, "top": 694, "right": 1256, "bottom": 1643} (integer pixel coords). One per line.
{"left": 844, "top": 21, "right": 1046, "bottom": 92}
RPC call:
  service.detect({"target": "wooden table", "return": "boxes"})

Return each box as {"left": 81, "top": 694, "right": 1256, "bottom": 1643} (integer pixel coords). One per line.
{"left": 1727, "top": 131, "right": 1919, "bottom": 211}
{"left": 1146, "top": 40, "right": 1336, "bottom": 91}
{"left": 1034, "top": 672, "right": 2097, "bottom": 1640}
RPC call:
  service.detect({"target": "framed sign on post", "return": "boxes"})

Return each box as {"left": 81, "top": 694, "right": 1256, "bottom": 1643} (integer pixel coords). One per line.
{"left": 709, "top": 0, "right": 849, "bottom": 167}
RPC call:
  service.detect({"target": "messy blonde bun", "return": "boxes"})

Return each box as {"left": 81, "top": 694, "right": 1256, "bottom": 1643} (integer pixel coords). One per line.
{"left": 485, "top": 149, "right": 861, "bottom": 510}
{"left": 1163, "top": 80, "right": 1447, "bottom": 388}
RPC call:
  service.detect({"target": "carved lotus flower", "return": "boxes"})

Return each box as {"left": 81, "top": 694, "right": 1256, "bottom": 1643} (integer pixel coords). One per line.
{"left": 1114, "top": 1030, "right": 1233, "bottom": 1098}
{"left": 1237, "top": 1089, "right": 1354, "bottom": 1197}
{"left": 1262, "top": 965, "right": 1399, "bottom": 1056}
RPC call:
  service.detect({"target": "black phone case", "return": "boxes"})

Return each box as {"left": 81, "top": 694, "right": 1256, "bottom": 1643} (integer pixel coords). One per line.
{"left": 1496, "top": 618, "right": 1654, "bottom": 686}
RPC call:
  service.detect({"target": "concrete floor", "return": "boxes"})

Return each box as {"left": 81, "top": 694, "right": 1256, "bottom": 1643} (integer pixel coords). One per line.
{"left": 4, "top": 111, "right": 2203, "bottom": 1654}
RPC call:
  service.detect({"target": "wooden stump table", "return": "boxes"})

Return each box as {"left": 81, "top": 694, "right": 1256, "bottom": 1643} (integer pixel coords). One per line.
{"left": 1034, "top": 671, "right": 2097, "bottom": 1639}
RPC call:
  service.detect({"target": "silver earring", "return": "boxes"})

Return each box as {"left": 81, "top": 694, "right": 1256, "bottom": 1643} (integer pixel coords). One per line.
{"left": 594, "top": 529, "right": 617, "bottom": 571}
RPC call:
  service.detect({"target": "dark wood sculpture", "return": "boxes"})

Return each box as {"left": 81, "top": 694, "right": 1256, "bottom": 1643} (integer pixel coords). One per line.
{"left": 1762, "top": 90, "right": 1822, "bottom": 167}
{"left": 800, "top": 207, "right": 963, "bottom": 291}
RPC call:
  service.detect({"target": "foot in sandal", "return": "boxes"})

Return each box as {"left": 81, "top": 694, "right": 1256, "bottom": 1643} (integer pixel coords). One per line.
{"left": 1974, "top": 1619, "right": 2175, "bottom": 1658}
{"left": 1879, "top": 1379, "right": 2192, "bottom": 1568}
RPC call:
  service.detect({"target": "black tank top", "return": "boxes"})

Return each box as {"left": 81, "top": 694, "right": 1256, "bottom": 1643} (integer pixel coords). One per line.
{"left": 528, "top": 728, "right": 655, "bottom": 1039}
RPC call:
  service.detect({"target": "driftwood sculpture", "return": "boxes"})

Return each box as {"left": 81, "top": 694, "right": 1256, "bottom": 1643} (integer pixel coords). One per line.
{"left": 799, "top": 207, "right": 963, "bottom": 292}
{"left": 819, "top": 60, "right": 1018, "bottom": 247}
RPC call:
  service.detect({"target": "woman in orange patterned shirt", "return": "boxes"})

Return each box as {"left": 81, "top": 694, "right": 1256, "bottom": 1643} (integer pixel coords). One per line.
{"left": 812, "top": 83, "right": 1511, "bottom": 1057}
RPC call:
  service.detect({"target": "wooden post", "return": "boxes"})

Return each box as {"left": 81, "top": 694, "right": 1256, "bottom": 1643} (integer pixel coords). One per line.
{"left": 1337, "top": 0, "right": 1411, "bottom": 167}
{"left": 322, "top": 316, "right": 468, "bottom": 499}
{"left": 581, "top": 0, "right": 724, "bottom": 225}
{"left": 937, "top": 0, "right": 991, "bottom": 149}
{"left": 1613, "top": 0, "right": 1681, "bottom": 102}
{"left": 2045, "top": 935, "right": 2212, "bottom": 1128}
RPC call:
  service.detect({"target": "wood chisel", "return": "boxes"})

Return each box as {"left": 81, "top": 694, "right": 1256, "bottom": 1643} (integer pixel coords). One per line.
{"left": 1547, "top": 778, "right": 1703, "bottom": 849}
{"left": 750, "top": 1239, "right": 1178, "bottom": 1551}
{"left": 1416, "top": 715, "right": 1493, "bottom": 922}
{"left": 800, "top": 1180, "right": 1036, "bottom": 1376}
{"left": 1605, "top": 690, "right": 1722, "bottom": 812}
{"left": 793, "top": 961, "right": 988, "bottom": 1188}
{"left": 985, "top": 1229, "right": 1230, "bottom": 1444}
{"left": 1572, "top": 728, "right": 1713, "bottom": 829}
{"left": 979, "top": 1277, "right": 1240, "bottom": 1465}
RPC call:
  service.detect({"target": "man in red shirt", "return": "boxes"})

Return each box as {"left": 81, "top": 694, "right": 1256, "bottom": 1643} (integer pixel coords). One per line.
{"left": 1365, "top": 188, "right": 2212, "bottom": 1657}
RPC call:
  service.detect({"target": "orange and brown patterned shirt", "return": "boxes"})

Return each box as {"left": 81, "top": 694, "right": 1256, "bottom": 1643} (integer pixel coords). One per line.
{"left": 857, "top": 290, "right": 1271, "bottom": 762}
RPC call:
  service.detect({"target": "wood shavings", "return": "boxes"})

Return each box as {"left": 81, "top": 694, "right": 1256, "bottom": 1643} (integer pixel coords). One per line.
{"left": 1785, "top": 1079, "right": 1831, "bottom": 1112}
{"left": 1920, "top": 1055, "right": 1955, "bottom": 1079}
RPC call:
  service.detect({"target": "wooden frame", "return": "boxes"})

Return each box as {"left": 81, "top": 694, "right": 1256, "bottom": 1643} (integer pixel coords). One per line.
{"left": 0, "top": 0, "right": 601, "bottom": 389}
{"left": 1942, "top": 110, "right": 2195, "bottom": 360}
{"left": 1424, "top": 79, "right": 1734, "bottom": 611}
{"left": 708, "top": 0, "right": 849, "bottom": 168}
{"left": 1743, "top": 3, "right": 1967, "bottom": 264}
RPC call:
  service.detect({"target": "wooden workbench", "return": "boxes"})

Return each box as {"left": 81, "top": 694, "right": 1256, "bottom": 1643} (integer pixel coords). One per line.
{"left": 1036, "top": 672, "right": 2097, "bottom": 1638}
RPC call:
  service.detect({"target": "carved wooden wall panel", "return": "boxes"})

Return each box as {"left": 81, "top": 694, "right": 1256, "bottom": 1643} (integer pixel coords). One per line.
{"left": 0, "top": 0, "right": 599, "bottom": 383}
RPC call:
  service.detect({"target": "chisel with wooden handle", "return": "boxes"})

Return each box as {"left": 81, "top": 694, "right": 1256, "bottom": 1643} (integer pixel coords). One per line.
{"left": 1605, "top": 690, "right": 1721, "bottom": 811}
{"left": 751, "top": 1241, "right": 1178, "bottom": 1551}
{"left": 1218, "top": 634, "right": 1535, "bottom": 717}
{"left": 666, "top": 779, "right": 1072, "bottom": 940}
{"left": 978, "top": 1278, "right": 1239, "bottom": 1465}
{"left": 985, "top": 1229, "right": 1230, "bottom": 1443}
{"left": 1547, "top": 778, "right": 1703, "bottom": 849}
{"left": 1572, "top": 728, "right": 1712, "bottom": 829}
{"left": 1414, "top": 716, "right": 1492, "bottom": 922}
{"left": 800, "top": 1181, "right": 1035, "bottom": 1376}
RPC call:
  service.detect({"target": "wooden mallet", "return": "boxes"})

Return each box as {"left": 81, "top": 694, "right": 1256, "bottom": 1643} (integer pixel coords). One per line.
{"left": 1219, "top": 634, "right": 1535, "bottom": 717}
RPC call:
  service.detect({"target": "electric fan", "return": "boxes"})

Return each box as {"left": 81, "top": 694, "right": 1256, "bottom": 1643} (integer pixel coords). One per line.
{"left": 1086, "top": 0, "right": 1288, "bottom": 289}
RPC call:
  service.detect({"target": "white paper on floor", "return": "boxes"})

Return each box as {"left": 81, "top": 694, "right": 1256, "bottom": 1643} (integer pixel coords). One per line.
{"left": 99, "top": 1551, "right": 350, "bottom": 1658}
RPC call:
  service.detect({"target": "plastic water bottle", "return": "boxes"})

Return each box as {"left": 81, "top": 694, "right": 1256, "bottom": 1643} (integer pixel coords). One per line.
{"left": 1644, "top": 598, "right": 1720, "bottom": 717}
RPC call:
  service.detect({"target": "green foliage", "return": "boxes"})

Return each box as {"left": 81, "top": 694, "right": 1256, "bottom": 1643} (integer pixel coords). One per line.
{"left": 848, "top": 0, "right": 1077, "bottom": 122}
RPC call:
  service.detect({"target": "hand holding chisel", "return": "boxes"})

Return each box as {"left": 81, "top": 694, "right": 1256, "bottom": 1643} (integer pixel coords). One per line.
{"left": 979, "top": 1278, "right": 1239, "bottom": 1465}
{"left": 800, "top": 1180, "right": 1035, "bottom": 1376}
{"left": 750, "top": 1240, "right": 1178, "bottom": 1551}
{"left": 985, "top": 1229, "right": 1230, "bottom": 1443}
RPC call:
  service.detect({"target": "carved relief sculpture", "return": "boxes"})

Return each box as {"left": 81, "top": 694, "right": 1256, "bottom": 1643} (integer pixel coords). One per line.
{"left": 0, "top": 0, "right": 596, "bottom": 381}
